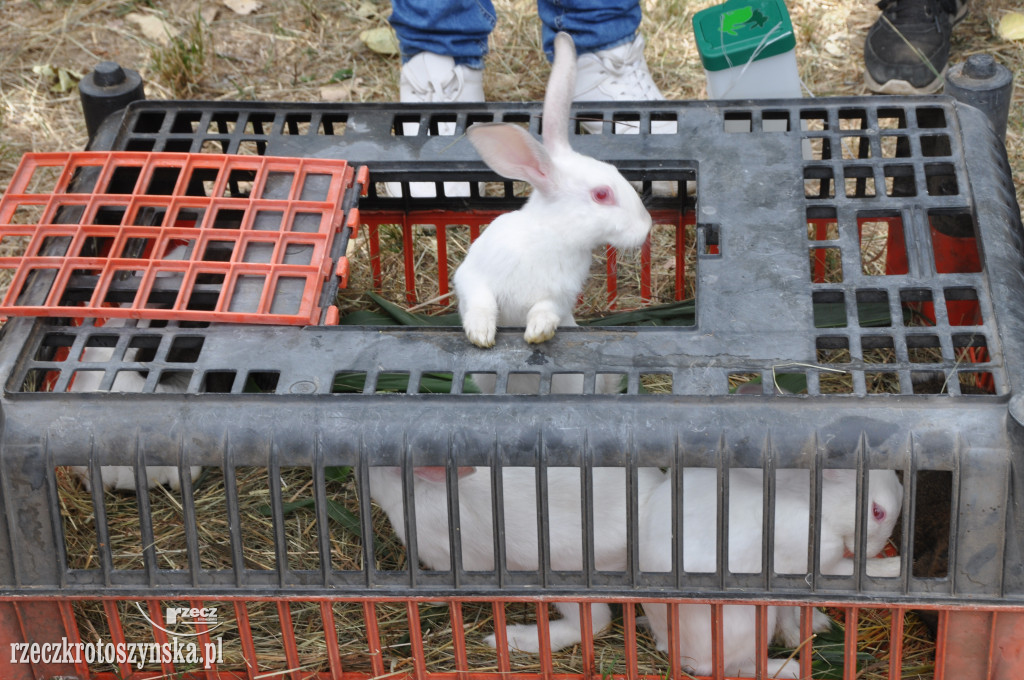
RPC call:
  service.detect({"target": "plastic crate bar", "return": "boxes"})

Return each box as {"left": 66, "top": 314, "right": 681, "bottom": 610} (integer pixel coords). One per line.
{"left": 361, "top": 209, "right": 498, "bottom": 307}
{"left": 0, "top": 151, "right": 357, "bottom": 325}
{"left": 1, "top": 96, "right": 1023, "bottom": 680}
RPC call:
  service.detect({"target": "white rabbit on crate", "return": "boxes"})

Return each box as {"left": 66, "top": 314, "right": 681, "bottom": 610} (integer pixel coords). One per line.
{"left": 453, "top": 32, "right": 652, "bottom": 348}
{"left": 368, "top": 464, "right": 666, "bottom": 653}
{"left": 639, "top": 467, "right": 903, "bottom": 679}
{"left": 68, "top": 317, "right": 200, "bottom": 492}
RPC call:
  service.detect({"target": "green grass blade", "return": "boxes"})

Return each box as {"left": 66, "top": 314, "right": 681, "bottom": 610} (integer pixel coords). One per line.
{"left": 337, "top": 309, "right": 401, "bottom": 326}
{"left": 259, "top": 498, "right": 315, "bottom": 517}
{"left": 325, "top": 466, "right": 352, "bottom": 484}
{"left": 324, "top": 499, "right": 362, "bottom": 539}
{"left": 331, "top": 370, "right": 478, "bottom": 394}
{"left": 581, "top": 300, "right": 697, "bottom": 326}
{"left": 340, "top": 295, "right": 701, "bottom": 328}
{"left": 366, "top": 292, "right": 461, "bottom": 326}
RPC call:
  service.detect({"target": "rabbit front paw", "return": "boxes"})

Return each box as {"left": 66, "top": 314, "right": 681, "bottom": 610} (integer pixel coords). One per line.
{"left": 524, "top": 307, "right": 559, "bottom": 344}
{"left": 462, "top": 313, "right": 497, "bottom": 348}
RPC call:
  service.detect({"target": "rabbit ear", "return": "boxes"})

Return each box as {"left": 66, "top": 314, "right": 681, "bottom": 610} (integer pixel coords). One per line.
{"left": 542, "top": 31, "right": 576, "bottom": 156}
{"left": 467, "top": 123, "right": 557, "bottom": 194}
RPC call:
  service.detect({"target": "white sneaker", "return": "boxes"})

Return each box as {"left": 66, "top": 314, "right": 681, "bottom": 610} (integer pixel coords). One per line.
{"left": 387, "top": 52, "right": 485, "bottom": 199}
{"left": 400, "top": 52, "right": 485, "bottom": 105}
{"left": 574, "top": 35, "right": 673, "bottom": 135}
{"left": 574, "top": 35, "right": 676, "bottom": 197}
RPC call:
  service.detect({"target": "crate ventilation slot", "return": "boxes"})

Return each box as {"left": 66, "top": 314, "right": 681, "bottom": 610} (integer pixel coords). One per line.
{"left": 0, "top": 151, "right": 360, "bottom": 325}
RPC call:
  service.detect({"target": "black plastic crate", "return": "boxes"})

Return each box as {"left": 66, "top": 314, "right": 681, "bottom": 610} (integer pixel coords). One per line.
{"left": 1, "top": 95, "right": 1023, "bottom": 679}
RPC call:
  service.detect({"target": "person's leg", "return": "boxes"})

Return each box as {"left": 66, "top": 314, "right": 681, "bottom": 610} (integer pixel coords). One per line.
{"left": 536, "top": 0, "right": 660, "bottom": 104}
{"left": 536, "top": 0, "right": 672, "bottom": 196}
{"left": 386, "top": 1, "right": 491, "bottom": 197}
{"left": 390, "top": 0, "right": 496, "bottom": 69}
{"left": 536, "top": 0, "right": 641, "bottom": 60}
{"left": 863, "top": 0, "right": 968, "bottom": 94}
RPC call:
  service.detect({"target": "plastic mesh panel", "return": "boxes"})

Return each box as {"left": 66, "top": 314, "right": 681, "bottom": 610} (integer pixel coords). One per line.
{"left": 0, "top": 152, "right": 358, "bottom": 325}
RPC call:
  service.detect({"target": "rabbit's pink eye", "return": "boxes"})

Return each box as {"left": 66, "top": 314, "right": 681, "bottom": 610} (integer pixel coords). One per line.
{"left": 591, "top": 186, "right": 615, "bottom": 205}
{"left": 872, "top": 502, "right": 886, "bottom": 522}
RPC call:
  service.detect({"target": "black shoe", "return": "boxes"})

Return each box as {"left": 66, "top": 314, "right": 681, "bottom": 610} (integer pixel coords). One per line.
{"left": 864, "top": 0, "right": 968, "bottom": 94}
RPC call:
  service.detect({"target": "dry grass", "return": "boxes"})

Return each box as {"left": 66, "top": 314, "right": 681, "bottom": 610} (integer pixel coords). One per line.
{"left": 56, "top": 464, "right": 677, "bottom": 675}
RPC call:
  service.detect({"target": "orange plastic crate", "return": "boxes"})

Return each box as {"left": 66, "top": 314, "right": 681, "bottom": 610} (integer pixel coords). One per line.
{"left": 0, "top": 152, "right": 359, "bottom": 325}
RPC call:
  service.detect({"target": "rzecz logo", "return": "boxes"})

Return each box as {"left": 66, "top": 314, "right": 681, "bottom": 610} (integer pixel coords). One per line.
{"left": 165, "top": 606, "right": 218, "bottom": 626}
{"left": 134, "top": 603, "right": 224, "bottom": 637}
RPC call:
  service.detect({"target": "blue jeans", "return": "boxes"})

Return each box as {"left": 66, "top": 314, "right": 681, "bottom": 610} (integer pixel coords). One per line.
{"left": 389, "top": 0, "right": 642, "bottom": 68}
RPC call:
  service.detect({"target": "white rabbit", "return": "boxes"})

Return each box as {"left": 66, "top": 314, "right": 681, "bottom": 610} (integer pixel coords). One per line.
{"left": 453, "top": 32, "right": 652, "bottom": 348}
{"left": 639, "top": 467, "right": 903, "bottom": 679}
{"left": 69, "top": 317, "right": 200, "bottom": 492}
{"left": 368, "top": 465, "right": 665, "bottom": 653}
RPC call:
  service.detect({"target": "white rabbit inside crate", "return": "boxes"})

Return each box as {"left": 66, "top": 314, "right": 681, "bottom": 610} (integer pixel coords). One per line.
{"left": 348, "top": 190, "right": 695, "bottom": 338}
{"left": 61, "top": 317, "right": 201, "bottom": 492}
{"left": 366, "top": 460, "right": 906, "bottom": 679}
{"left": 349, "top": 34, "right": 696, "bottom": 348}
{"left": 47, "top": 457, "right": 935, "bottom": 676}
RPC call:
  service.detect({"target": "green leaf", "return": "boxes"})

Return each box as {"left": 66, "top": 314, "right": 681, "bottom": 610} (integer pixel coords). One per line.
{"left": 367, "top": 292, "right": 462, "bottom": 326}
{"left": 370, "top": 373, "right": 413, "bottom": 392}
{"left": 338, "top": 292, "right": 460, "bottom": 326}
{"left": 325, "top": 466, "right": 352, "bottom": 484}
{"left": 258, "top": 498, "right": 313, "bottom": 517}
{"left": 324, "top": 499, "right": 362, "bottom": 538}
{"left": 359, "top": 26, "right": 400, "bottom": 55}
{"left": 336, "top": 309, "right": 400, "bottom": 326}
{"left": 339, "top": 294, "right": 700, "bottom": 328}
{"left": 580, "top": 299, "right": 697, "bottom": 327}
{"left": 813, "top": 302, "right": 849, "bottom": 328}
{"left": 333, "top": 371, "right": 370, "bottom": 392}
{"left": 774, "top": 372, "right": 809, "bottom": 394}
{"left": 769, "top": 622, "right": 876, "bottom": 679}
{"left": 417, "top": 372, "right": 482, "bottom": 394}
{"left": 728, "top": 373, "right": 810, "bottom": 395}
{"left": 331, "top": 370, "right": 479, "bottom": 394}
{"left": 330, "top": 68, "right": 354, "bottom": 83}
{"left": 257, "top": 482, "right": 362, "bottom": 540}
{"left": 814, "top": 301, "right": 904, "bottom": 328}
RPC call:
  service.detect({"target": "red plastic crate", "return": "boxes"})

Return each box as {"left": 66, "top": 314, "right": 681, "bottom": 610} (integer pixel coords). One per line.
{"left": 3, "top": 596, "right": 1022, "bottom": 680}
{"left": 0, "top": 152, "right": 359, "bottom": 325}
{"left": 358, "top": 208, "right": 696, "bottom": 312}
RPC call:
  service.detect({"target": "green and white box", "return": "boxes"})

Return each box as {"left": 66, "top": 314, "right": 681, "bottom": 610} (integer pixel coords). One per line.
{"left": 693, "top": 0, "right": 802, "bottom": 100}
